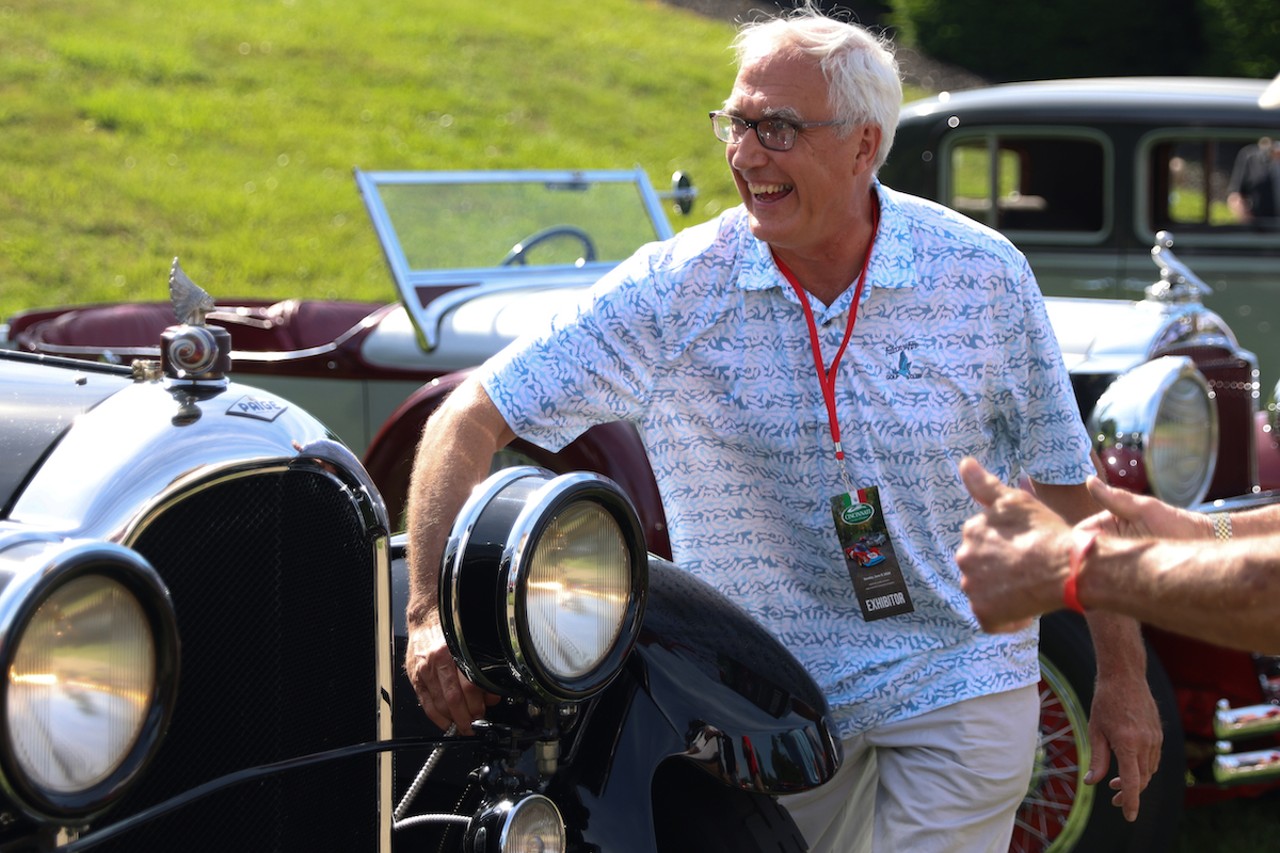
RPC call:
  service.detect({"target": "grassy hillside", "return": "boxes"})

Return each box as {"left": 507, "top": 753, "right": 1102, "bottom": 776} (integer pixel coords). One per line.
{"left": 0, "top": 0, "right": 748, "bottom": 318}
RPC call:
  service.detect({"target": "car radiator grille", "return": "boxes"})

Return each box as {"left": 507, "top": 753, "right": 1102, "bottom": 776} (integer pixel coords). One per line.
{"left": 95, "top": 468, "right": 380, "bottom": 852}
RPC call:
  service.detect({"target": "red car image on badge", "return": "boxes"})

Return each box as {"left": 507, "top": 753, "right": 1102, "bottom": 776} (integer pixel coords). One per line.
{"left": 844, "top": 541, "right": 886, "bottom": 568}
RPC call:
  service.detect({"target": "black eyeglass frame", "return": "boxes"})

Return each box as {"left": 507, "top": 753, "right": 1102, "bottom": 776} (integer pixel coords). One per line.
{"left": 708, "top": 110, "right": 847, "bottom": 152}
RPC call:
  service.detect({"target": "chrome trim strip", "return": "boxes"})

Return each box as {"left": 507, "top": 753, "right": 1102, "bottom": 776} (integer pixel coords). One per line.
{"left": 1195, "top": 489, "right": 1280, "bottom": 514}
{"left": 372, "top": 530, "right": 393, "bottom": 853}
{"left": 1213, "top": 745, "right": 1280, "bottom": 786}
{"left": 1213, "top": 700, "right": 1280, "bottom": 740}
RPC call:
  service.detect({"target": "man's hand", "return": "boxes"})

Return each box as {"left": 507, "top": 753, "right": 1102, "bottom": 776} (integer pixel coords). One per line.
{"left": 1082, "top": 619, "right": 1164, "bottom": 823}
{"left": 1083, "top": 476, "right": 1209, "bottom": 540}
{"left": 404, "top": 619, "right": 499, "bottom": 735}
{"left": 955, "top": 458, "right": 1074, "bottom": 632}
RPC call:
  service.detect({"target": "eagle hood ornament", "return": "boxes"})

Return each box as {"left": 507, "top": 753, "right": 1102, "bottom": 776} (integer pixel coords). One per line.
{"left": 163, "top": 257, "right": 231, "bottom": 383}
{"left": 169, "top": 257, "right": 217, "bottom": 327}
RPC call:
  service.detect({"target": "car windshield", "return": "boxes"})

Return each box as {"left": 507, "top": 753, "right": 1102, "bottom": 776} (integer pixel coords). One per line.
{"left": 354, "top": 168, "right": 682, "bottom": 350}
{"left": 357, "top": 169, "right": 674, "bottom": 273}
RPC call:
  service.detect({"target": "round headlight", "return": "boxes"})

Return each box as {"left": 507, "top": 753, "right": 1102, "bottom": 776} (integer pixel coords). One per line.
{"left": 9, "top": 575, "right": 155, "bottom": 793}
{"left": 465, "top": 792, "right": 565, "bottom": 853}
{"left": 441, "top": 468, "right": 646, "bottom": 704}
{"left": 0, "top": 539, "right": 178, "bottom": 820}
{"left": 1089, "top": 357, "right": 1218, "bottom": 507}
{"left": 520, "top": 500, "right": 632, "bottom": 681}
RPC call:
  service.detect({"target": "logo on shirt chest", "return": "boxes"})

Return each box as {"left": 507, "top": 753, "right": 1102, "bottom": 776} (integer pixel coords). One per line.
{"left": 884, "top": 342, "right": 923, "bottom": 380}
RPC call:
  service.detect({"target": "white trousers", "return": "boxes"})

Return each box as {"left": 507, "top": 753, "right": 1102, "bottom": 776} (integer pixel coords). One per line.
{"left": 781, "top": 685, "right": 1040, "bottom": 853}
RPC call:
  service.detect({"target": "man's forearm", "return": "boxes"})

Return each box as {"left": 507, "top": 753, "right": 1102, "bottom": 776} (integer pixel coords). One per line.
{"left": 1224, "top": 503, "right": 1280, "bottom": 538}
{"left": 404, "top": 379, "right": 515, "bottom": 627}
{"left": 1082, "top": 608, "right": 1148, "bottom": 681}
{"left": 1078, "top": 536, "right": 1280, "bottom": 653}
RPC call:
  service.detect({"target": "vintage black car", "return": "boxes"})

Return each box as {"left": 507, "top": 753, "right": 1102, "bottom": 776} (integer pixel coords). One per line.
{"left": 0, "top": 269, "right": 838, "bottom": 852}
{"left": 880, "top": 76, "right": 1280, "bottom": 389}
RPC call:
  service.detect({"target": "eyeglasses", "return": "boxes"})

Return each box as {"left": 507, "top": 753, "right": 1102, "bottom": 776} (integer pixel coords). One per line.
{"left": 709, "top": 111, "right": 846, "bottom": 152}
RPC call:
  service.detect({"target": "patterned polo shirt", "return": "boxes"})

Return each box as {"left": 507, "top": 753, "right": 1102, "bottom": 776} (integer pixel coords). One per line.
{"left": 479, "top": 180, "right": 1094, "bottom": 738}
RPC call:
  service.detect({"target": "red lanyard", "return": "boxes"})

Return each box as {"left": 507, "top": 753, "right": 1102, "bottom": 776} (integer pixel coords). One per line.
{"left": 773, "top": 212, "right": 879, "bottom": 463}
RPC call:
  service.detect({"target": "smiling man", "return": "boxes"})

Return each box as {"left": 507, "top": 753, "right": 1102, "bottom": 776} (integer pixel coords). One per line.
{"left": 713, "top": 45, "right": 884, "bottom": 305}
{"left": 402, "top": 5, "right": 1162, "bottom": 852}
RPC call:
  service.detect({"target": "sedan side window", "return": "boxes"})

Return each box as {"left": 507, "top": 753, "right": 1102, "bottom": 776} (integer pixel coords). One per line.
{"left": 1147, "top": 135, "right": 1279, "bottom": 235}
{"left": 947, "top": 133, "right": 1106, "bottom": 236}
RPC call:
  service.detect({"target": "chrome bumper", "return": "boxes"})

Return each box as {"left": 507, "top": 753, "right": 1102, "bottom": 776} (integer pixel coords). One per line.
{"left": 1213, "top": 700, "right": 1280, "bottom": 785}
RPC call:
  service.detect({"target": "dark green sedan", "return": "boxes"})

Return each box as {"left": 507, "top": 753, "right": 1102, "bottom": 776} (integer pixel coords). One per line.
{"left": 881, "top": 76, "right": 1280, "bottom": 389}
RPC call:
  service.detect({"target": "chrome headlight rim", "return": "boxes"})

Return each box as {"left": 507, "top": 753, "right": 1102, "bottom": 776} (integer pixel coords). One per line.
{"left": 441, "top": 467, "right": 647, "bottom": 704}
{"left": 504, "top": 472, "right": 646, "bottom": 699}
{"left": 441, "top": 466, "right": 547, "bottom": 696}
{"left": 0, "top": 540, "right": 179, "bottom": 821}
{"left": 1088, "top": 356, "right": 1218, "bottom": 507}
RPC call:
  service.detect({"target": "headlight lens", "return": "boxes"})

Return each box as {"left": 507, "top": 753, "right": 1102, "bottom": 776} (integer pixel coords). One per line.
{"left": 523, "top": 501, "right": 631, "bottom": 680}
{"left": 1147, "top": 373, "right": 1217, "bottom": 505}
{"left": 442, "top": 468, "right": 646, "bottom": 704}
{"left": 500, "top": 794, "right": 564, "bottom": 853}
{"left": 0, "top": 539, "right": 178, "bottom": 820}
{"left": 1089, "top": 356, "right": 1218, "bottom": 507}
{"left": 9, "top": 575, "right": 156, "bottom": 793}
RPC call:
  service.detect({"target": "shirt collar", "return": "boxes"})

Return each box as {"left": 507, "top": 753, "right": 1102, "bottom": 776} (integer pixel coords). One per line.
{"left": 737, "top": 179, "right": 917, "bottom": 319}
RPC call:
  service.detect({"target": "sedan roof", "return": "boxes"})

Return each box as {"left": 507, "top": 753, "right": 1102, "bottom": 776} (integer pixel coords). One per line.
{"left": 900, "top": 77, "right": 1275, "bottom": 125}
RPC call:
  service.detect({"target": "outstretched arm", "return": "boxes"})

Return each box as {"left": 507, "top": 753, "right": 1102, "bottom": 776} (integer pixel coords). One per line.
{"left": 1073, "top": 536, "right": 1280, "bottom": 654}
{"left": 957, "top": 457, "right": 1280, "bottom": 651}
{"left": 1088, "top": 475, "right": 1280, "bottom": 540}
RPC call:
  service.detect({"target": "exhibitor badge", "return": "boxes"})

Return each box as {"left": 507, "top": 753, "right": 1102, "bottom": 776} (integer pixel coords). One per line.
{"left": 830, "top": 486, "right": 914, "bottom": 621}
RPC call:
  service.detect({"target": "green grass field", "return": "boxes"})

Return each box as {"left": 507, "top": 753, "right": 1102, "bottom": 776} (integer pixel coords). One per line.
{"left": 0, "top": 0, "right": 751, "bottom": 319}
{"left": 3, "top": 0, "right": 1276, "bottom": 848}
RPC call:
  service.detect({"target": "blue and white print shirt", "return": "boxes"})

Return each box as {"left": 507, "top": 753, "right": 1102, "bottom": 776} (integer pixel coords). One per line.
{"left": 480, "top": 181, "right": 1094, "bottom": 738}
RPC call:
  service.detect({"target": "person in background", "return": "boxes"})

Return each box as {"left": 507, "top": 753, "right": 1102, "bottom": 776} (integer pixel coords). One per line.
{"left": 957, "top": 456, "right": 1280, "bottom": 653}
{"left": 402, "top": 5, "right": 1162, "bottom": 851}
{"left": 1227, "top": 136, "right": 1280, "bottom": 228}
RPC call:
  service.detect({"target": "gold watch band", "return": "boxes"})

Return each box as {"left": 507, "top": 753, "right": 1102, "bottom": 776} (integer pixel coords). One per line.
{"left": 1209, "top": 511, "right": 1233, "bottom": 541}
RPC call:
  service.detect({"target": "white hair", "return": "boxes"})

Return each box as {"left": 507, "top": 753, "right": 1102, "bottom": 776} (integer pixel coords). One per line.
{"left": 732, "top": 4, "right": 902, "bottom": 171}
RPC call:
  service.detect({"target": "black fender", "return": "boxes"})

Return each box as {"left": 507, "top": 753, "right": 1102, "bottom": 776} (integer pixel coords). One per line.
{"left": 629, "top": 557, "right": 839, "bottom": 793}
{"left": 536, "top": 556, "right": 839, "bottom": 850}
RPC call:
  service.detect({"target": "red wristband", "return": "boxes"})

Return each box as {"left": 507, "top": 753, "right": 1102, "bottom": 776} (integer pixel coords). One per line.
{"left": 1063, "top": 529, "right": 1098, "bottom": 615}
